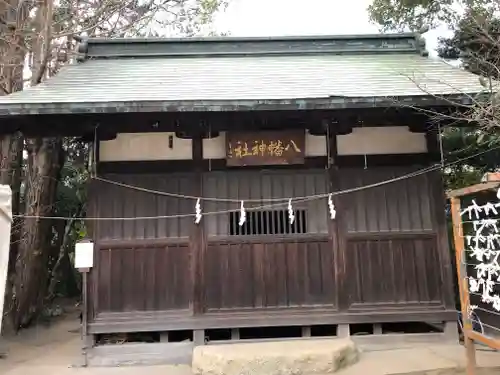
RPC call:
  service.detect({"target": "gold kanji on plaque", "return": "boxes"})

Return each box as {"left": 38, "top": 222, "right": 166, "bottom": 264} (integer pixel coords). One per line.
{"left": 226, "top": 130, "right": 305, "bottom": 166}
{"left": 267, "top": 140, "right": 285, "bottom": 156}
{"left": 285, "top": 140, "right": 301, "bottom": 153}
{"left": 251, "top": 140, "right": 267, "bottom": 156}
{"left": 232, "top": 141, "right": 253, "bottom": 158}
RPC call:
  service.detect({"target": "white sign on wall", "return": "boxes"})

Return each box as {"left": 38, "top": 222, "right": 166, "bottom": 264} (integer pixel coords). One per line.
{"left": 74, "top": 241, "right": 94, "bottom": 269}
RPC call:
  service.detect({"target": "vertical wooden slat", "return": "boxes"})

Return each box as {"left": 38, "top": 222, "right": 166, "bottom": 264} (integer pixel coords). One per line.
{"left": 112, "top": 176, "right": 124, "bottom": 239}
{"left": 426, "top": 239, "right": 441, "bottom": 302}
{"left": 356, "top": 241, "right": 367, "bottom": 303}
{"left": 121, "top": 175, "right": 135, "bottom": 239}
{"left": 398, "top": 175, "right": 412, "bottom": 231}
{"left": 320, "top": 240, "right": 334, "bottom": 300}
{"left": 412, "top": 173, "right": 425, "bottom": 230}
{"left": 397, "top": 239, "right": 409, "bottom": 302}
{"left": 154, "top": 246, "right": 164, "bottom": 310}
{"left": 252, "top": 242, "right": 265, "bottom": 308}
{"left": 231, "top": 245, "right": 243, "bottom": 307}
{"left": 97, "top": 249, "right": 111, "bottom": 312}
{"left": 99, "top": 183, "right": 112, "bottom": 239}
{"left": 365, "top": 171, "right": 379, "bottom": 233}
{"left": 378, "top": 172, "right": 390, "bottom": 232}
{"left": 356, "top": 172, "right": 368, "bottom": 232}
{"left": 144, "top": 247, "right": 156, "bottom": 311}
{"left": 180, "top": 176, "right": 193, "bottom": 238}
{"left": 275, "top": 241, "right": 288, "bottom": 307}
{"left": 414, "top": 238, "right": 430, "bottom": 302}
{"left": 109, "top": 249, "right": 123, "bottom": 311}
{"left": 307, "top": 241, "right": 322, "bottom": 304}
{"left": 407, "top": 240, "right": 420, "bottom": 301}
{"left": 219, "top": 173, "right": 230, "bottom": 236}
{"left": 375, "top": 240, "right": 387, "bottom": 301}
{"left": 286, "top": 241, "right": 300, "bottom": 306}
{"left": 298, "top": 241, "right": 308, "bottom": 305}
{"left": 387, "top": 239, "right": 397, "bottom": 302}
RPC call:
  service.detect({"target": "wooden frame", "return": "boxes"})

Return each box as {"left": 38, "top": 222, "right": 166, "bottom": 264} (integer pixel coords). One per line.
{"left": 448, "top": 181, "right": 500, "bottom": 375}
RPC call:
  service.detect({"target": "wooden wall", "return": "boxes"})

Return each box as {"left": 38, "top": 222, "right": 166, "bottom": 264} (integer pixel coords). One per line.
{"left": 94, "top": 173, "right": 194, "bottom": 240}
{"left": 345, "top": 236, "right": 444, "bottom": 308}
{"left": 336, "top": 168, "right": 453, "bottom": 311}
{"left": 338, "top": 168, "right": 434, "bottom": 233}
{"left": 96, "top": 243, "right": 191, "bottom": 312}
{"left": 204, "top": 237, "right": 335, "bottom": 310}
{"left": 88, "top": 167, "right": 454, "bottom": 324}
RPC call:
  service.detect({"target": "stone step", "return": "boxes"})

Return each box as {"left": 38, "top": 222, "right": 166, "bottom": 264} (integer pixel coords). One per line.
{"left": 87, "top": 342, "right": 193, "bottom": 367}
{"left": 192, "top": 338, "right": 359, "bottom": 375}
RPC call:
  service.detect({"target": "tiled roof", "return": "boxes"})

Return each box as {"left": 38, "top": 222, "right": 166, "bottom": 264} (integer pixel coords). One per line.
{"left": 0, "top": 34, "right": 488, "bottom": 115}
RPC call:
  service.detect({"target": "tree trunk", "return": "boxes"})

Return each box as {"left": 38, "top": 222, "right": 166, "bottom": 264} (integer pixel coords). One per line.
{"left": 12, "top": 138, "right": 64, "bottom": 329}
{"left": 0, "top": 0, "right": 28, "bottom": 333}
{"left": 0, "top": 133, "right": 24, "bottom": 266}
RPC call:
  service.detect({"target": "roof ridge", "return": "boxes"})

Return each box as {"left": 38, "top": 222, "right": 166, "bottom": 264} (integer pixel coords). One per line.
{"left": 75, "top": 33, "right": 429, "bottom": 61}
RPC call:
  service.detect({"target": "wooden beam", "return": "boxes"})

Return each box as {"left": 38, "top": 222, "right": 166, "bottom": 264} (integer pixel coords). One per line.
{"left": 88, "top": 309, "right": 458, "bottom": 334}
{"left": 447, "top": 182, "right": 500, "bottom": 199}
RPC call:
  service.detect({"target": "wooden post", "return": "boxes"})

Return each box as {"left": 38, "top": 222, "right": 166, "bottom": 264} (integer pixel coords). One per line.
{"left": 327, "top": 122, "right": 348, "bottom": 311}
{"left": 80, "top": 269, "right": 89, "bottom": 367}
{"left": 75, "top": 239, "right": 95, "bottom": 367}
{"left": 450, "top": 197, "right": 476, "bottom": 375}
{"left": 191, "top": 135, "right": 205, "bottom": 317}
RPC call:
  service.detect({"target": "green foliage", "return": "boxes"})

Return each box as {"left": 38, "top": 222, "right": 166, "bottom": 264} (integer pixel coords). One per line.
{"left": 368, "top": 0, "right": 456, "bottom": 32}
{"left": 442, "top": 127, "right": 500, "bottom": 190}
{"left": 368, "top": 0, "right": 499, "bottom": 31}
{"left": 437, "top": 7, "right": 500, "bottom": 79}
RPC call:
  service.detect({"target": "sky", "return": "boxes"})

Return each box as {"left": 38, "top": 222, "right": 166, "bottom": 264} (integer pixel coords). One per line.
{"left": 214, "top": 0, "right": 452, "bottom": 57}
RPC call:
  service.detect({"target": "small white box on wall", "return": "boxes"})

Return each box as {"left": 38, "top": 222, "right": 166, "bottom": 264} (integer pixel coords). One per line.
{"left": 75, "top": 241, "right": 94, "bottom": 269}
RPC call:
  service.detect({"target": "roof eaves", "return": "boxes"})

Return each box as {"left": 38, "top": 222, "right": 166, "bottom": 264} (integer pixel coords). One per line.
{"left": 0, "top": 94, "right": 477, "bottom": 117}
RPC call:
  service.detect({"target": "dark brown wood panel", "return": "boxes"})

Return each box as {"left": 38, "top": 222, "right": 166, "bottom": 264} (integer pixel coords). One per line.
{"left": 94, "top": 242, "right": 191, "bottom": 313}
{"left": 338, "top": 168, "right": 435, "bottom": 233}
{"left": 204, "top": 236, "right": 336, "bottom": 310}
{"left": 91, "top": 173, "right": 195, "bottom": 240}
{"left": 346, "top": 235, "right": 445, "bottom": 310}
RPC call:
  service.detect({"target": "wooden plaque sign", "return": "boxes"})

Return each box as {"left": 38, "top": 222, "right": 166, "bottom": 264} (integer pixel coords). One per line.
{"left": 226, "top": 130, "right": 305, "bottom": 166}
